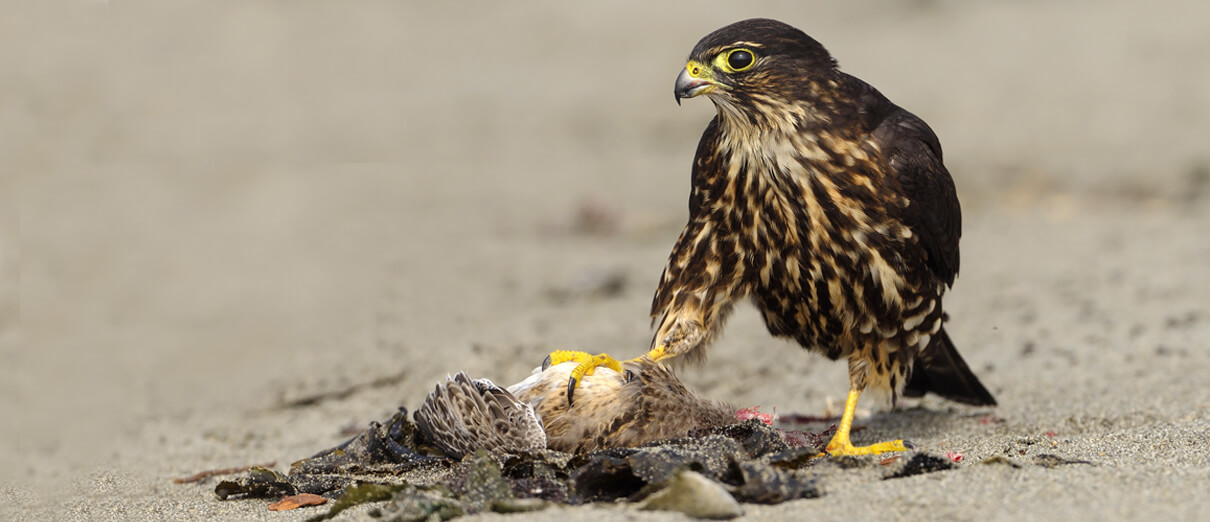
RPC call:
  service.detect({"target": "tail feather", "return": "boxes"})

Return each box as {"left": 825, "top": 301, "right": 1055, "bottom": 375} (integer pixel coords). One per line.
{"left": 904, "top": 328, "right": 997, "bottom": 406}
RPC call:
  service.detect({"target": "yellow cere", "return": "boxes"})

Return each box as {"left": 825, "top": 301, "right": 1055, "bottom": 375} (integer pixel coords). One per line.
{"left": 686, "top": 60, "right": 707, "bottom": 78}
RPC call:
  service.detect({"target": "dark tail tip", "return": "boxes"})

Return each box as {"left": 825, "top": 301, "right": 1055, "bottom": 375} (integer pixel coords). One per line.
{"left": 904, "top": 329, "right": 997, "bottom": 406}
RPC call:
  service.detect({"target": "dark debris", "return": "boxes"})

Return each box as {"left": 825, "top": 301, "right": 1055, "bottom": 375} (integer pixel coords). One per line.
{"left": 215, "top": 466, "right": 295, "bottom": 500}
{"left": 211, "top": 409, "right": 983, "bottom": 519}
{"left": 883, "top": 453, "right": 956, "bottom": 479}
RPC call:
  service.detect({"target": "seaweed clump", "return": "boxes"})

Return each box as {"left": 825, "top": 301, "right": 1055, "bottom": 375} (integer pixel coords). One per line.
{"left": 214, "top": 410, "right": 824, "bottom": 519}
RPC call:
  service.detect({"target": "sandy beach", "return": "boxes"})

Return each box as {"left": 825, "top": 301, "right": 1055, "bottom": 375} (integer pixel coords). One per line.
{"left": 3, "top": 1, "right": 1208, "bottom": 520}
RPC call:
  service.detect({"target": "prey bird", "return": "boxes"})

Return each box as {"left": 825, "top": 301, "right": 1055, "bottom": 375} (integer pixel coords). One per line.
{"left": 547, "top": 18, "right": 996, "bottom": 456}
{"left": 414, "top": 359, "right": 735, "bottom": 457}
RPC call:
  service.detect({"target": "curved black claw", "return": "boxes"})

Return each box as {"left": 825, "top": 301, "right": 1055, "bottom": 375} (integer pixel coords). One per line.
{"left": 565, "top": 376, "right": 578, "bottom": 406}
{"left": 903, "top": 440, "right": 918, "bottom": 451}
{"left": 623, "top": 369, "right": 636, "bottom": 383}
{"left": 541, "top": 354, "right": 553, "bottom": 371}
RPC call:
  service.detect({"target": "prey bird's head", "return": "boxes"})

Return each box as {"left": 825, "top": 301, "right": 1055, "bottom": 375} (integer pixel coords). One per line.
{"left": 675, "top": 19, "right": 838, "bottom": 120}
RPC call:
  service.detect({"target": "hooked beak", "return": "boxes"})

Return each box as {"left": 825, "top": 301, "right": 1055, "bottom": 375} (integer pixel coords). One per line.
{"left": 674, "top": 62, "right": 720, "bottom": 105}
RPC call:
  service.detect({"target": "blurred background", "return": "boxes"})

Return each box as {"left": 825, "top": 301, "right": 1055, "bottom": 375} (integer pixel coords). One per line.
{"left": 2, "top": 0, "right": 1207, "bottom": 490}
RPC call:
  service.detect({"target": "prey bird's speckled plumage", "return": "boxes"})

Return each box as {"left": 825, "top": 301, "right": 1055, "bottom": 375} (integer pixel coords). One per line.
{"left": 514, "top": 360, "right": 735, "bottom": 454}
{"left": 414, "top": 373, "right": 546, "bottom": 459}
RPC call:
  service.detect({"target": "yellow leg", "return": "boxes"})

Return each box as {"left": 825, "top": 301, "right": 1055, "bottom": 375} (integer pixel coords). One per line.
{"left": 543, "top": 345, "right": 672, "bottom": 404}
{"left": 822, "top": 389, "right": 913, "bottom": 456}
{"left": 641, "top": 344, "right": 667, "bottom": 362}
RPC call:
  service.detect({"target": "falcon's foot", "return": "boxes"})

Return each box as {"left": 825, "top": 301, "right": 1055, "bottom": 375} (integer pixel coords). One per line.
{"left": 542, "top": 350, "right": 624, "bottom": 405}
{"left": 824, "top": 435, "right": 914, "bottom": 456}
{"left": 543, "top": 346, "right": 672, "bottom": 405}
{"left": 815, "top": 389, "right": 914, "bottom": 457}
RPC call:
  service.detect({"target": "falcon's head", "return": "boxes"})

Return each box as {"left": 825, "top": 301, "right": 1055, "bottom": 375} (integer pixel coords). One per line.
{"left": 674, "top": 19, "right": 839, "bottom": 122}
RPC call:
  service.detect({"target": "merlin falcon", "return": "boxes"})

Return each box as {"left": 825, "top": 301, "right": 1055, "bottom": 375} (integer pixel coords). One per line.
{"left": 548, "top": 18, "right": 996, "bottom": 456}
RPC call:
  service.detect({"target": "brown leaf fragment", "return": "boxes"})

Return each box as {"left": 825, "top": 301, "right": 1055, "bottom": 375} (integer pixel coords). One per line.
{"left": 879, "top": 456, "right": 901, "bottom": 466}
{"left": 268, "top": 493, "right": 328, "bottom": 511}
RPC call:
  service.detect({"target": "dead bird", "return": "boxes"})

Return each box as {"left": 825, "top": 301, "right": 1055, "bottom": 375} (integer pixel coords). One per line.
{"left": 414, "top": 359, "right": 735, "bottom": 458}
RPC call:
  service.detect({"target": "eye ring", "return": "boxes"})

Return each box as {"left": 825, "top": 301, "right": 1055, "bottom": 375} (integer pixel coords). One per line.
{"left": 725, "top": 49, "right": 755, "bottom": 72}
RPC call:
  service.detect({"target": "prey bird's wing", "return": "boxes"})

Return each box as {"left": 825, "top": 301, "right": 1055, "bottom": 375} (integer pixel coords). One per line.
{"left": 415, "top": 372, "right": 546, "bottom": 459}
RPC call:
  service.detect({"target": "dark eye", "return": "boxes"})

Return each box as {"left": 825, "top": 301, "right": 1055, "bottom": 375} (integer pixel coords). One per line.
{"left": 727, "top": 49, "right": 754, "bottom": 71}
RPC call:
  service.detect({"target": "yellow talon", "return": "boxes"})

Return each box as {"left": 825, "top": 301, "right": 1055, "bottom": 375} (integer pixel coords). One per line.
{"left": 542, "top": 350, "right": 624, "bottom": 405}
{"left": 541, "top": 344, "right": 675, "bottom": 405}
{"left": 816, "top": 389, "right": 915, "bottom": 457}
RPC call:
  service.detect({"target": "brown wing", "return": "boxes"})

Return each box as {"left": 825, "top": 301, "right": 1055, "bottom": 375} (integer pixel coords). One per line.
{"left": 857, "top": 79, "right": 961, "bottom": 286}
{"left": 414, "top": 373, "right": 546, "bottom": 459}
